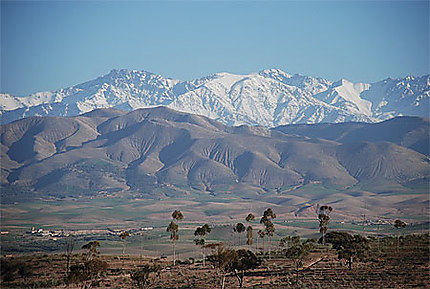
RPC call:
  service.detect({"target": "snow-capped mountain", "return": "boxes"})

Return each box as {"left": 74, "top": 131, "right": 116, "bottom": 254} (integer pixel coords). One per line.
{"left": 1, "top": 69, "right": 429, "bottom": 126}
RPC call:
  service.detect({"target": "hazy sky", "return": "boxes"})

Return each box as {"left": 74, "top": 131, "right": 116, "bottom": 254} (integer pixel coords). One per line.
{"left": 1, "top": 0, "right": 429, "bottom": 96}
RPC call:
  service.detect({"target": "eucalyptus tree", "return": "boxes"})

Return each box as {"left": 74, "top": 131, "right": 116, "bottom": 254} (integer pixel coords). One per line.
{"left": 258, "top": 229, "right": 266, "bottom": 254}
{"left": 68, "top": 241, "right": 107, "bottom": 288}
{"left": 206, "top": 243, "right": 260, "bottom": 289}
{"left": 393, "top": 219, "right": 407, "bottom": 252}
{"left": 119, "top": 231, "right": 130, "bottom": 257}
{"left": 318, "top": 205, "right": 333, "bottom": 245}
{"left": 194, "top": 224, "right": 212, "bottom": 266}
{"left": 325, "top": 231, "right": 369, "bottom": 269}
{"left": 64, "top": 234, "right": 75, "bottom": 275}
{"left": 245, "top": 213, "right": 255, "bottom": 249}
{"left": 119, "top": 231, "right": 130, "bottom": 265}
{"left": 260, "top": 208, "right": 276, "bottom": 258}
{"left": 167, "top": 210, "right": 183, "bottom": 265}
{"left": 81, "top": 241, "right": 100, "bottom": 261}
{"left": 285, "top": 237, "right": 314, "bottom": 282}
{"left": 234, "top": 223, "right": 246, "bottom": 246}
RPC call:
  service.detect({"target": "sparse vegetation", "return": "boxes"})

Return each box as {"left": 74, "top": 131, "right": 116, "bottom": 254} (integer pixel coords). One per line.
{"left": 0, "top": 233, "right": 428, "bottom": 288}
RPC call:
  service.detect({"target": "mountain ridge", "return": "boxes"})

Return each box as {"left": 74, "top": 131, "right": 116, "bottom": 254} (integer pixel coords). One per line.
{"left": 1, "top": 107, "right": 428, "bottom": 198}
{"left": 1, "top": 68, "right": 428, "bottom": 126}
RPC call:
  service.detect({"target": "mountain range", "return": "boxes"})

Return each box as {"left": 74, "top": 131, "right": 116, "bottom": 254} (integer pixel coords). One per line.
{"left": 1, "top": 69, "right": 429, "bottom": 126}
{"left": 1, "top": 107, "right": 428, "bottom": 207}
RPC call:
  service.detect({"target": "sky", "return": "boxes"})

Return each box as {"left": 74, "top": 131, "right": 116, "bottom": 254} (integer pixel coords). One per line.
{"left": 1, "top": 0, "right": 429, "bottom": 96}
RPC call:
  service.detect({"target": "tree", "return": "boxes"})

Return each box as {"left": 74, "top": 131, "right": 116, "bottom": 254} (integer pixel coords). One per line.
{"left": 131, "top": 264, "right": 161, "bottom": 289}
{"left": 279, "top": 235, "right": 300, "bottom": 250}
{"left": 230, "top": 249, "right": 261, "bottom": 288}
{"left": 205, "top": 242, "right": 231, "bottom": 289}
{"left": 260, "top": 208, "right": 276, "bottom": 258}
{"left": 245, "top": 213, "right": 255, "bottom": 249}
{"left": 194, "top": 224, "right": 212, "bottom": 266}
{"left": 67, "top": 259, "right": 108, "bottom": 289}
{"left": 258, "top": 229, "right": 266, "bottom": 254}
{"left": 68, "top": 241, "right": 108, "bottom": 288}
{"left": 119, "top": 231, "right": 130, "bottom": 265}
{"left": 167, "top": 210, "right": 183, "bottom": 265}
{"left": 234, "top": 223, "right": 246, "bottom": 246}
{"left": 172, "top": 210, "right": 184, "bottom": 221}
{"left": 393, "top": 219, "right": 407, "bottom": 252}
{"left": 318, "top": 205, "right": 333, "bottom": 245}
{"left": 64, "top": 234, "right": 75, "bottom": 275}
{"left": 206, "top": 243, "right": 260, "bottom": 289}
{"left": 245, "top": 213, "right": 255, "bottom": 223}
{"left": 81, "top": 241, "right": 100, "bottom": 261}
{"left": 246, "top": 226, "right": 253, "bottom": 248}
{"left": 325, "top": 231, "right": 369, "bottom": 270}
{"left": 285, "top": 237, "right": 314, "bottom": 282}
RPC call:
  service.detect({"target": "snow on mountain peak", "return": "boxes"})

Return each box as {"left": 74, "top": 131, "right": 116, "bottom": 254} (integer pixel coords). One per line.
{"left": 1, "top": 69, "right": 428, "bottom": 127}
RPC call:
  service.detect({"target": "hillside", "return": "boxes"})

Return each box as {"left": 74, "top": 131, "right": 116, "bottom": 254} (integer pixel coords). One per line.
{"left": 1, "top": 108, "right": 428, "bottom": 209}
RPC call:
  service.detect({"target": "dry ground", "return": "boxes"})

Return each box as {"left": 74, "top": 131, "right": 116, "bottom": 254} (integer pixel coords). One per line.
{"left": 1, "top": 234, "right": 429, "bottom": 288}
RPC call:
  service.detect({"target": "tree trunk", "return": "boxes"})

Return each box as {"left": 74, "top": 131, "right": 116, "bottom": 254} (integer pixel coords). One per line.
{"left": 397, "top": 233, "right": 400, "bottom": 252}
{"left": 239, "top": 272, "right": 244, "bottom": 288}
{"left": 268, "top": 236, "right": 271, "bottom": 259}
{"left": 221, "top": 274, "right": 226, "bottom": 289}
{"left": 173, "top": 241, "right": 176, "bottom": 266}
{"left": 122, "top": 240, "right": 126, "bottom": 267}
{"left": 262, "top": 237, "right": 265, "bottom": 255}
{"left": 348, "top": 256, "right": 353, "bottom": 270}
{"left": 66, "top": 254, "right": 71, "bottom": 274}
{"left": 201, "top": 248, "right": 206, "bottom": 267}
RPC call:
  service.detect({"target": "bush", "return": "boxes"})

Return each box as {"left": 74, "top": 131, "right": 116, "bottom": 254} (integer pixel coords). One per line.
{"left": 67, "top": 258, "right": 108, "bottom": 287}
{"left": 130, "top": 264, "right": 161, "bottom": 289}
